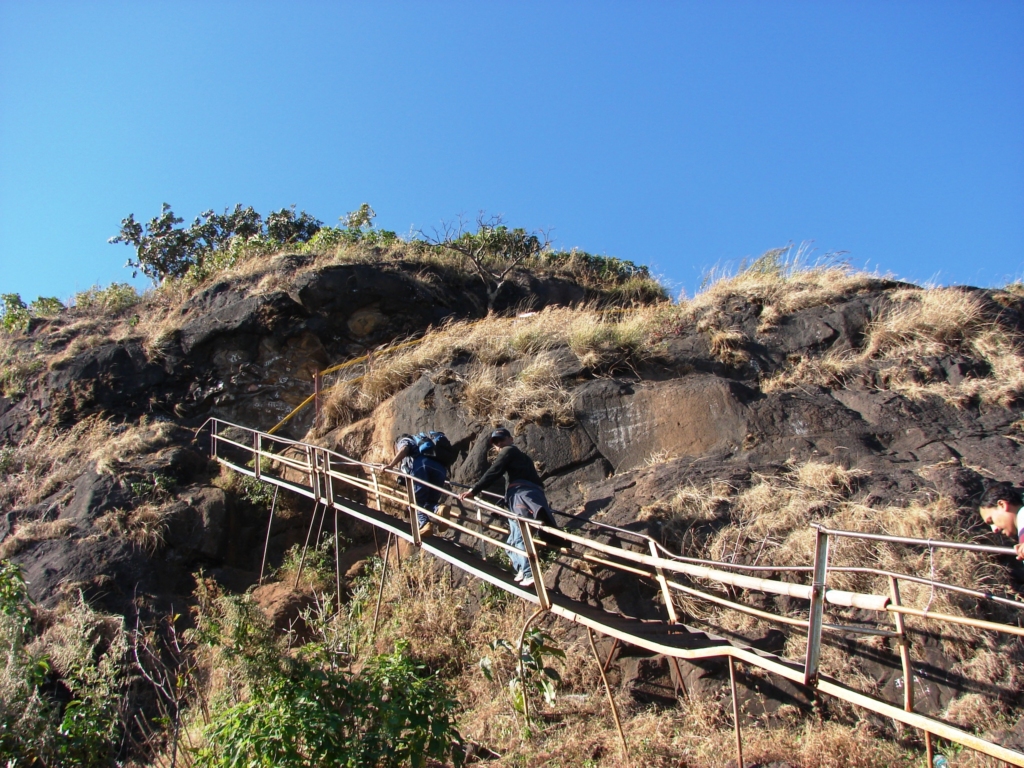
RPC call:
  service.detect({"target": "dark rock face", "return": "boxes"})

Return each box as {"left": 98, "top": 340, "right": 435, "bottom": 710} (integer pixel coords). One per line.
{"left": 59, "top": 468, "right": 132, "bottom": 524}
{"left": 7, "top": 261, "right": 1024, "bottom": 733}
{"left": 5, "top": 262, "right": 599, "bottom": 443}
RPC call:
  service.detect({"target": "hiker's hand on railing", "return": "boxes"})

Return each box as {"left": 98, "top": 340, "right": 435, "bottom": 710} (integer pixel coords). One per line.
{"left": 458, "top": 490, "right": 474, "bottom": 502}
{"left": 1015, "top": 542, "right": 1024, "bottom": 560}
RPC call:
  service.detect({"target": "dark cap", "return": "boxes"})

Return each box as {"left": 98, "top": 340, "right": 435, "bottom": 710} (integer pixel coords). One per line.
{"left": 490, "top": 428, "right": 512, "bottom": 442}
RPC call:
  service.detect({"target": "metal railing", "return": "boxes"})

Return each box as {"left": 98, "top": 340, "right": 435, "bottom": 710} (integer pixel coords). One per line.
{"left": 198, "top": 418, "right": 1024, "bottom": 766}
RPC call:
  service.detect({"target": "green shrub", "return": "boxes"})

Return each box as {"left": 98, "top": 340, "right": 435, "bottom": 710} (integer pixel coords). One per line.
{"left": 0, "top": 561, "right": 128, "bottom": 767}
{"left": 29, "top": 296, "right": 64, "bottom": 317}
{"left": 111, "top": 203, "right": 322, "bottom": 283}
{"left": 192, "top": 586, "right": 463, "bottom": 768}
{"left": 1, "top": 293, "right": 30, "bottom": 333}
{"left": 74, "top": 282, "right": 140, "bottom": 313}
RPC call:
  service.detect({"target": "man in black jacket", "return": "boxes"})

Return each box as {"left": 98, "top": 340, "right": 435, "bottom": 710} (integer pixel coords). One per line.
{"left": 458, "top": 428, "right": 550, "bottom": 588}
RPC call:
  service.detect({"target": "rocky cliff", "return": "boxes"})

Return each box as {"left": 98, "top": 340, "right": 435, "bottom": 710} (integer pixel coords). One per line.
{"left": 2, "top": 247, "right": 1023, "bottom": 764}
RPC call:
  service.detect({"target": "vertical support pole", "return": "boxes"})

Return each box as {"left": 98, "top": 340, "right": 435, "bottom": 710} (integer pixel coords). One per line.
{"left": 669, "top": 655, "right": 689, "bottom": 699}
{"left": 888, "top": 576, "right": 914, "bottom": 714}
{"left": 323, "top": 450, "right": 335, "bottom": 508}
{"left": 588, "top": 627, "right": 629, "bottom": 767}
{"left": 729, "top": 656, "right": 744, "bottom": 768}
{"left": 313, "top": 369, "right": 322, "bottom": 423}
{"left": 294, "top": 502, "right": 322, "bottom": 588}
{"left": 520, "top": 521, "right": 550, "bottom": 610}
{"left": 254, "top": 432, "right": 261, "bottom": 480}
{"left": 649, "top": 540, "right": 679, "bottom": 623}
{"left": 304, "top": 444, "right": 315, "bottom": 494}
{"left": 371, "top": 467, "right": 383, "bottom": 512}
{"left": 925, "top": 732, "right": 934, "bottom": 766}
{"left": 370, "top": 533, "right": 392, "bottom": 644}
{"left": 602, "top": 637, "right": 620, "bottom": 673}
{"left": 408, "top": 476, "right": 422, "bottom": 546}
{"left": 258, "top": 486, "right": 280, "bottom": 584}
{"left": 804, "top": 526, "right": 830, "bottom": 686}
{"left": 210, "top": 420, "right": 218, "bottom": 460}
{"left": 334, "top": 508, "right": 342, "bottom": 610}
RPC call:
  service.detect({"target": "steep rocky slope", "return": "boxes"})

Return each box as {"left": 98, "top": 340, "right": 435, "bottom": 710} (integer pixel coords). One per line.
{"left": 2, "top": 247, "right": 1024, "bottom": 765}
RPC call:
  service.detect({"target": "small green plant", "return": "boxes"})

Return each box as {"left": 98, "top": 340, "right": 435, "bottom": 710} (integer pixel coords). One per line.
{"left": 111, "top": 202, "right": 323, "bottom": 283}
{"left": 191, "top": 587, "right": 464, "bottom": 768}
{"left": 73, "top": 282, "right": 140, "bottom": 313}
{"left": 0, "top": 561, "right": 128, "bottom": 766}
{"left": 29, "top": 296, "right": 64, "bottom": 317}
{"left": 480, "top": 628, "right": 564, "bottom": 719}
{"left": 0, "top": 445, "right": 15, "bottom": 475}
{"left": 1, "top": 293, "right": 30, "bottom": 332}
{"left": 239, "top": 474, "right": 275, "bottom": 507}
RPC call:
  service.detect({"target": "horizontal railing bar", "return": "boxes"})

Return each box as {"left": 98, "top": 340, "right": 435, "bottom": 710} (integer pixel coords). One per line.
{"left": 888, "top": 604, "right": 1024, "bottom": 637}
{"left": 201, "top": 418, "right": 1024, "bottom": 765}
{"left": 815, "top": 525, "right": 1018, "bottom": 557}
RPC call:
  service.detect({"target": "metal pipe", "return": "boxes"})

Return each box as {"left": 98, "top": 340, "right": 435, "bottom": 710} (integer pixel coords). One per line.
{"left": 294, "top": 502, "right": 322, "bottom": 588}
{"left": 804, "top": 527, "right": 829, "bottom": 686}
{"left": 370, "top": 534, "right": 392, "bottom": 644}
{"left": 521, "top": 520, "right": 551, "bottom": 610}
{"left": 258, "top": 486, "right": 280, "bottom": 584}
{"left": 834, "top": 566, "right": 1024, "bottom": 612}
{"left": 729, "top": 657, "right": 744, "bottom": 768}
{"left": 588, "top": 627, "right": 629, "bottom": 767}
{"left": 888, "top": 604, "right": 1024, "bottom": 637}
{"left": 334, "top": 508, "right": 342, "bottom": 609}
{"left": 814, "top": 524, "right": 1019, "bottom": 557}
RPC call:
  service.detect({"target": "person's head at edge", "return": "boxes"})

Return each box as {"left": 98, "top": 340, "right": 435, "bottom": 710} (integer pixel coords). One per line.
{"left": 979, "top": 482, "right": 1022, "bottom": 540}
{"left": 490, "top": 427, "right": 513, "bottom": 449}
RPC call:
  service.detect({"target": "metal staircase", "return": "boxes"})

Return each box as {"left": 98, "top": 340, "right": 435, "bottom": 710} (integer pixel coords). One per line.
{"left": 199, "top": 418, "right": 1024, "bottom": 766}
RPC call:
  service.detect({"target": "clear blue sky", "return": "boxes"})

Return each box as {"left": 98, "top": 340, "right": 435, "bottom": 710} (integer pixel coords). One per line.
{"left": 1, "top": 1, "right": 1022, "bottom": 303}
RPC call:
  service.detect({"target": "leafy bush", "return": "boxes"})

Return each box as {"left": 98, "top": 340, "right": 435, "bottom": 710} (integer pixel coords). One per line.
{"left": 1, "top": 293, "right": 30, "bottom": 332}
{"left": 192, "top": 585, "right": 463, "bottom": 768}
{"left": 0, "top": 560, "right": 129, "bottom": 767}
{"left": 29, "top": 296, "right": 64, "bottom": 317}
{"left": 111, "top": 203, "right": 323, "bottom": 283}
{"left": 480, "top": 628, "right": 564, "bottom": 718}
{"left": 73, "top": 283, "right": 140, "bottom": 314}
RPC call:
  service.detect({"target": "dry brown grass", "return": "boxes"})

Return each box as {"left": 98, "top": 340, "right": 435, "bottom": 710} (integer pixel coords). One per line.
{"left": 320, "top": 306, "right": 661, "bottom": 432}
{"left": 332, "top": 548, "right": 924, "bottom": 768}
{"left": 762, "top": 285, "right": 1024, "bottom": 407}
{"left": 683, "top": 246, "right": 885, "bottom": 324}
{"left": 0, "top": 416, "right": 113, "bottom": 510}
{"left": 92, "top": 418, "right": 180, "bottom": 473}
{"left": 95, "top": 503, "right": 171, "bottom": 553}
{"left": 0, "top": 518, "right": 76, "bottom": 558}
{"left": 655, "top": 460, "right": 1019, "bottom": 656}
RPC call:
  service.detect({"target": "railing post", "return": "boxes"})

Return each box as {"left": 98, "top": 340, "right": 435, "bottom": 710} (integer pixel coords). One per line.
{"left": 313, "top": 369, "right": 322, "bottom": 423}
{"left": 649, "top": 540, "right": 679, "bottom": 623}
{"left": 210, "top": 420, "right": 218, "bottom": 460}
{"left": 729, "top": 656, "right": 745, "bottom": 768}
{"left": 521, "top": 521, "right": 551, "bottom": 610}
{"left": 804, "top": 526, "right": 829, "bottom": 686}
{"left": 254, "top": 432, "right": 261, "bottom": 480}
{"left": 304, "top": 444, "right": 315, "bottom": 494}
{"left": 323, "top": 450, "right": 334, "bottom": 508}
{"left": 407, "top": 476, "right": 422, "bottom": 546}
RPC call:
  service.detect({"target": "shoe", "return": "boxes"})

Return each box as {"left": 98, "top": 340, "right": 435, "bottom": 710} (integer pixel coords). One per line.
{"left": 520, "top": 576, "right": 535, "bottom": 588}
{"left": 513, "top": 571, "right": 524, "bottom": 583}
{"left": 418, "top": 522, "right": 433, "bottom": 537}
{"left": 435, "top": 504, "right": 450, "bottom": 534}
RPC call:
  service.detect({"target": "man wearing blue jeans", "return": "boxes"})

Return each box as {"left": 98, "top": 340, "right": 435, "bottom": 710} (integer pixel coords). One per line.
{"left": 385, "top": 434, "right": 447, "bottom": 537}
{"left": 458, "top": 428, "right": 550, "bottom": 588}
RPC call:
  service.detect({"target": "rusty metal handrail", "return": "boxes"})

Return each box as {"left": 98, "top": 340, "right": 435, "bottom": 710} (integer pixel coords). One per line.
{"left": 195, "top": 418, "right": 1024, "bottom": 766}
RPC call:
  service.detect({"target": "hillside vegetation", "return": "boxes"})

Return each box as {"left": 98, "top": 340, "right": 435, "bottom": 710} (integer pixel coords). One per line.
{"left": 2, "top": 216, "right": 1023, "bottom": 767}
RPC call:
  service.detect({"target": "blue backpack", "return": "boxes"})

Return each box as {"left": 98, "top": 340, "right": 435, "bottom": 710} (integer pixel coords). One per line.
{"left": 415, "top": 431, "right": 457, "bottom": 467}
